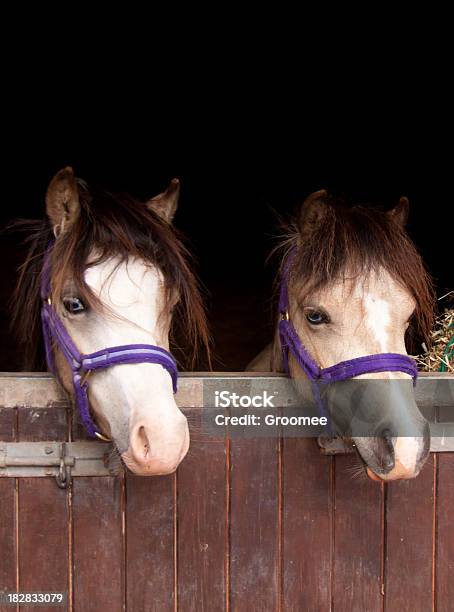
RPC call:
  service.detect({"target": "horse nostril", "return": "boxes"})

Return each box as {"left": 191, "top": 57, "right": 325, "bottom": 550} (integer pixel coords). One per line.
{"left": 383, "top": 455, "right": 395, "bottom": 470}
{"left": 135, "top": 426, "right": 151, "bottom": 460}
{"left": 377, "top": 428, "right": 395, "bottom": 471}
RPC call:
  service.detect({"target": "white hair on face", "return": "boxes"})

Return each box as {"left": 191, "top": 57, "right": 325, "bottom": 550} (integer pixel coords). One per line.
{"left": 392, "top": 437, "right": 420, "bottom": 474}
{"left": 363, "top": 293, "right": 391, "bottom": 353}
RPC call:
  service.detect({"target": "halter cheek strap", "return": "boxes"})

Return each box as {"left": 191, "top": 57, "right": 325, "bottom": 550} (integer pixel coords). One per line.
{"left": 41, "top": 246, "right": 179, "bottom": 440}
{"left": 278, "top": 249, "right": 418, "bottom": 386}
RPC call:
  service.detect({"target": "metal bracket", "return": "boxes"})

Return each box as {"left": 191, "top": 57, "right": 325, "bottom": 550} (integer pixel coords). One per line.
{"left": 55, "top": 443, "right": 71, "bottom": 488}
{"left": 0, "top": 441, "right": 116, "bottom": 485}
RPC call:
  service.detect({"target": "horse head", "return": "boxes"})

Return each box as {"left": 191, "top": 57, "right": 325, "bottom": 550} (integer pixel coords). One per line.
{"left": 277, "top": 190, "right": 434, "bottom": 481}
{"left": 14, "top": 168, "right": 209, "bottom": 475}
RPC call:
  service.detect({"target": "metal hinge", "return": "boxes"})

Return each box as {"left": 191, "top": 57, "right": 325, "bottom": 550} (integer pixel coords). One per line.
{"left": 0, "top": 441, "right": 115, "bottom": 488}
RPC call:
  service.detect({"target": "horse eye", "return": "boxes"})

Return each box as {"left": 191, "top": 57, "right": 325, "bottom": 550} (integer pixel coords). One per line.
{"left": 305, "top": 310, "right": 329, "bottom": 325}
{"left": 63, "top": 297, "right": 86, "bottom": 314}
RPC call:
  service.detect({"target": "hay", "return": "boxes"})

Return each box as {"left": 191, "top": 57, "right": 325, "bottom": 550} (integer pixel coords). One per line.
{"left": 415, "top": 291, "right": 454, "bottom": 372}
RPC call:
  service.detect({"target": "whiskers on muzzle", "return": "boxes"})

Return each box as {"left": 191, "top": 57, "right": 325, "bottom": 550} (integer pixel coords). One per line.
{"left": 105, "top": 445, "right": 125, "bottom": 475}
{"left": 343, "top": 454, "right": 371, "bottom": 481}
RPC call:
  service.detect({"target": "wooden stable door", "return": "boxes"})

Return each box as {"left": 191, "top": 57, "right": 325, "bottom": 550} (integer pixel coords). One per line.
{"left": 0, "top": 373, "right": 453, "bottom": 612}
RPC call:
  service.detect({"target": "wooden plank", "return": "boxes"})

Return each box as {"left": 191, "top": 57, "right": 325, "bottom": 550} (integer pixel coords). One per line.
{"left": 72, "top": 387, "right": 173, "bottom": 612}
{"left": 333, "top": 455, "right": 383, "bottom": 612}
{"left": 384, "top": 456, "right": 435, "bottom": 612}
{"left": 0, "top": 408, "right": 16, "bottom": 612}
{"left": 230, "top": 434, "right": 279, "bottom": 611}
{"left": 126, "top": 473, "right": 175, "bottom": 612}
{"left": 282, "top": 437, "right": 332, "bottom": 611}
{"left": 72, "top": 477, "right": 123, "bottom": 612}
{"left": 17, "top": 406, "right": 69, "bottom": 612}
{"left": 0, "top": 376, "right": 64, "bottom": 407}
{"left": 71, "top": 411, "right": 123, "bottom": 612}
{"left": 436, "top": 453, "right": 454, "bottom": 609}
{"left": 0, "top": 408, "right": 16, "bottom": 440}
{"left": 438, "top": 404, "right": 453, "bottom": 422}
{"left": 17, "top": 404, "right": 68, "bottom": 442}
{"left": 177, "top": 409, "right": 227, "bottom": 611}
{"left": 0, "top": 372, "right": 453, "bottom": 409}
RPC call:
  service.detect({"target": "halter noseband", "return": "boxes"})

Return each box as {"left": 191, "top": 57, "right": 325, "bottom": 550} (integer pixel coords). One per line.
{"left": 40, "top": 246, "right": 178, "bottom": 440}
{"left": 278, "top": 250, "right": 418, "bottom": 390}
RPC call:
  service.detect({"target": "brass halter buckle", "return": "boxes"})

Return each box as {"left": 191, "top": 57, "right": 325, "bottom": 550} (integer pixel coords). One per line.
{"left": 94, "top": 431, "right": 112, "bottom": 442}
{"left": 80, "top": 370, "right": 92, "bottom": 387}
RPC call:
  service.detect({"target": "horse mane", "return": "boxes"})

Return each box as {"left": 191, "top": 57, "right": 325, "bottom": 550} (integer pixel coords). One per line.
{"left": 10, "top": 180, "right": 211, "bottom": 370}
{"left": 276, "top": 196, "right": 435, "bottom": 354}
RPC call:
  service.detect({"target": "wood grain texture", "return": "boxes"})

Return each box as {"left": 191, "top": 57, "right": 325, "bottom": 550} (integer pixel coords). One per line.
{"left": 177, "top": 409, "right": 227, "bottom": 612}
{"left": 333, "top": 455, "right": 383, "bottom": 612}
{"left": 436, "top": 453, "right": 454, "bottom": 610}
{"left": 0, "top": 408, "right": 16, "bottom": 612}
{"left": 282, "top": 438, "right": 332, "bottom": 612}
{"left": 230, "top": 435, "right": 279, "bottom": 612}
{"left": 0, "top": 369, "right": 452, "bottom": 612}
{"left": 71, "top": 402, "right": 123, "bottom": 612}
{"left": 72, "top": 477, "right": 123, "bottom": 612}
{"left": 17, "top": 406, "right": 69, "bottom": 612}
{"left": 1, "top": 371, "right": 452, "bottom": 409}
{"left": 126, "top": 474, "right": 175, "bottom": 612}
{"left": 384, "top": 456, "right": 435, "bottom": 612}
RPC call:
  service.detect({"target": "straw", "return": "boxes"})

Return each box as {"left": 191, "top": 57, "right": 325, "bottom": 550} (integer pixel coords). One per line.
{"left": 415, "top": 291, "right": 454, "bottom": 373}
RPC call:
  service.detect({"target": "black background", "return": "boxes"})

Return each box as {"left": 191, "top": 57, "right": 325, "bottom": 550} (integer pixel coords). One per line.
{"left": 1, "top": 84, "right": 452, "bottom": 371}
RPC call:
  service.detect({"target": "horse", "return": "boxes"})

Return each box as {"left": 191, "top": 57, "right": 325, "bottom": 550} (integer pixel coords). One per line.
{"left": 249, "top": 190, "right": 435, "bottom": 481}
{"left": 11, "top": 167, "right": 210, "bottom": 476}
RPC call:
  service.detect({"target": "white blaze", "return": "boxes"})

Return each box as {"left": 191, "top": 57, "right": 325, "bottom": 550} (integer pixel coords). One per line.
{"left": 364, "top": 294, "right": 390, "bottom": 353}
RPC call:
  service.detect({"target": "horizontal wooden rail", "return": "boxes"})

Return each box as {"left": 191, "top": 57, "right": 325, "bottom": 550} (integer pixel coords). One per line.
{"left": 1, "top": 372, "right": 453, "bottom": 454}
{"left": 0, "top": 371, "right": 453, "bottom": 408}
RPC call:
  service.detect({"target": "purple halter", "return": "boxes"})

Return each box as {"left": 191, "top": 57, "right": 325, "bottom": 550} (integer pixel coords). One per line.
{"left": 40, "top": 246, "right": 178, "bottom": 440}
{"left": 278, "top": 250, "right": 418, "bottom": 388}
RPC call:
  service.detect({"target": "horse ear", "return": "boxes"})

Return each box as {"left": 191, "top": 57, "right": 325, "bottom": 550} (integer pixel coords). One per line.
{"left": 389, "top": 196, "right": 409, "bottom": 227}
{"left": 299, "top": 189, "right": 329, "bottom": 235}
{"left": 146, "top": 178, "right": 180, "bottom": 223}
{"left": 46, "top": 167, "right": 80, "bottom": 237}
